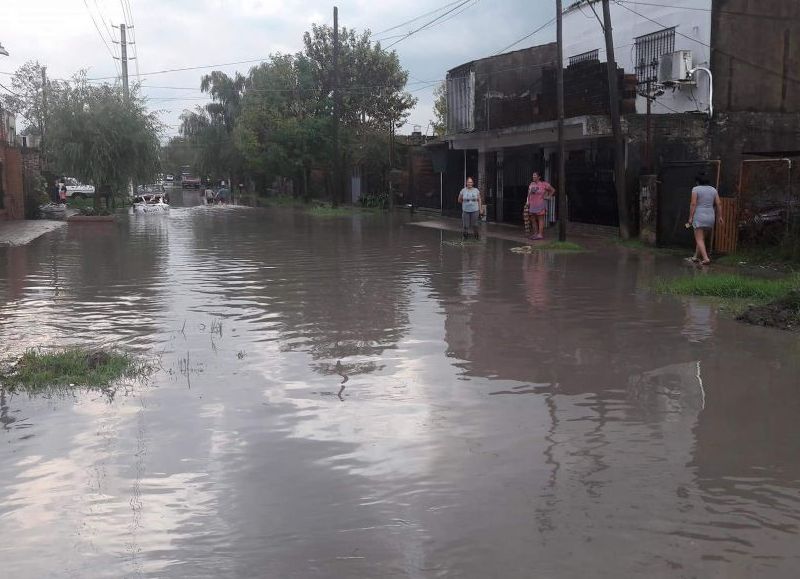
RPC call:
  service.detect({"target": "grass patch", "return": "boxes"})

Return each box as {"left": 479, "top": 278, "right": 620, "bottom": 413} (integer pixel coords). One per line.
{"left": 537, "top": 241, "right": 583, "bottom": 251}
{"left": 0, "top": 347, "right": 151, "bottom": 394}
{"left": 654, "top": 273, "right": 799, "bottom": 301}
{"left": 716, "top": 247, "right": 800, "bottom": 271}
{"left": 511, "top": 241, "right": 584, "bottom": 254}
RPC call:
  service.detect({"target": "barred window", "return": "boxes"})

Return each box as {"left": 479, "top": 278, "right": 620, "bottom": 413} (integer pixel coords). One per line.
{"left": 634, "top": 27, "right": 675, "bottom": 84}
{"left": 569, "top": 49, "right": 599, "bottom": 66}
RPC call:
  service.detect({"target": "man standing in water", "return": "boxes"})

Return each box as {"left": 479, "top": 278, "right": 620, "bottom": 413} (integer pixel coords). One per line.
{"left": 458, "top": 177, "right": 482, "bottom": 240}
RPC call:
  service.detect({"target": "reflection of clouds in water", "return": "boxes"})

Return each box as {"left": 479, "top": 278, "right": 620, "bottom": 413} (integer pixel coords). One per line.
{"left": 254, "top": 281, "right": 447, "bottom": 480}
{"left": 681, "top": 299, "right": 716, "bottom": 343}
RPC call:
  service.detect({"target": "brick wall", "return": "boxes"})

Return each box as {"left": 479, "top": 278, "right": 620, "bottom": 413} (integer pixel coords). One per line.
{"left": 0, "top": 144, "right": 25, "bottom": 220}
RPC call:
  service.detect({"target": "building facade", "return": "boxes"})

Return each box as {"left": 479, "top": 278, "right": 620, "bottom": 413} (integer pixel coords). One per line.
{"left": 438, "top": 0, "right": 800, "bottom": 244}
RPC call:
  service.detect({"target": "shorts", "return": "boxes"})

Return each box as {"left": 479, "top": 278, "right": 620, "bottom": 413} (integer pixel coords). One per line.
{"left": 462, "top": 210, "right": 479, "bottom": 229}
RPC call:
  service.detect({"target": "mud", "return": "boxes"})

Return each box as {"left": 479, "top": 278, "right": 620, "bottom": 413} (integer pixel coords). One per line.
{"left": 1, "top": 191, "right": 799, "bottom": 578}
{"left": 737, "top": 290, "right": 800, "bottom": 331}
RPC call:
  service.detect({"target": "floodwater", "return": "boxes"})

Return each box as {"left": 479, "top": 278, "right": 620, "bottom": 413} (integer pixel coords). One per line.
{"left": 0, "top": 191, "right": 798, "bottom": 578}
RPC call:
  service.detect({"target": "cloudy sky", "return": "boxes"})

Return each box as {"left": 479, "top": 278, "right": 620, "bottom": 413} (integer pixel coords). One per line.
{"left": 1, "top": 0, "right": 555, "bottom": 138}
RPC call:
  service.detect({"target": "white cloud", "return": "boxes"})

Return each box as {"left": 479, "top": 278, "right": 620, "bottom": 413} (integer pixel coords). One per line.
{"left": 0, "top": 0, "right": 554, "bottom": 136}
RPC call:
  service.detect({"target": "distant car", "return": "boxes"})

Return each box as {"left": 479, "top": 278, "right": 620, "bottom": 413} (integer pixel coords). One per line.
{"left": 137, "top": 183, "right": 166, "bottom": 194}
{"left": 181, "top": 175, "right": 201, "bottom": 189}
{"left": 62, "top": 177, "right": 95, "bottom": 199}
{"left": 165, "top": 174, "right": 175, "bottom": 182}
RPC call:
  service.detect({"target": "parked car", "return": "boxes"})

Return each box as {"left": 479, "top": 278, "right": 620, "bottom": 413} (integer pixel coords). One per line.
{"left": 62, "top": 178, "right": 95, "bottom": 199}
{"left": 181, "top": 174, "right": 201, "bottom": 189}
{"left": 165, "top": 174, "right": 175, "bottom": 183}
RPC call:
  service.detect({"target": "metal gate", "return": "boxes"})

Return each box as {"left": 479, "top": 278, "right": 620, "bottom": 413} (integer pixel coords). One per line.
{"left": 657, "top": 161, "right": 721, "bottom": 247}
{"left": 736, "top": 159, "right": 794, "bottom": 247}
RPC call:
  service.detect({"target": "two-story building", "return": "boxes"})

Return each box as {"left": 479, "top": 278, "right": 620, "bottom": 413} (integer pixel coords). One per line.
{"left": 438, "top": 0, "right": 800, "bottom": 244}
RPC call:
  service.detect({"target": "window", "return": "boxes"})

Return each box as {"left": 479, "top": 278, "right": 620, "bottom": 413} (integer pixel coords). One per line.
{"left": 634, "top": 27, "right": 676, "bottom": 84}
{"left": 569, "top": 49, "right": 599, "bottom": 66}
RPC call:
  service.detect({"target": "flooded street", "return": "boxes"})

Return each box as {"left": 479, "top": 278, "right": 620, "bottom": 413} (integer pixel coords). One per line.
{"left": 1, "top": 192, "right": 798, "bottom": 578}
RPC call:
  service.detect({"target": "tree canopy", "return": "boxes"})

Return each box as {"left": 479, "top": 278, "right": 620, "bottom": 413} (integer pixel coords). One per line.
{"left": 46, "top": 74, "right": 161, "bottom": 208}
{"left": 182, "top": 24, "right": 417, "bottom": 199}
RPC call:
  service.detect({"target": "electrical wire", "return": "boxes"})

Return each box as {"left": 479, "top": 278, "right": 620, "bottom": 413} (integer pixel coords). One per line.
{"left": 372, "top": 0, "right": 465, "bottom": 37}
{"left": 383, "top": 0, "right": 476, "bottom": 50}
{"left": 613, "top": 0, "right": 800, "bottom": 84}
{"left": 617, "top": 1, "right": 800, "bottom": 21}
{"left": 492, "top": 16, "right": 557, "bottom": 56}
{"left": 82, "top": 0, "right": 120, "bottom": 73}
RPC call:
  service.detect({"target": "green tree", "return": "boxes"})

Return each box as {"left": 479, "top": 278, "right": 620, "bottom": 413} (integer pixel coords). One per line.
{"left": 160, "top": 136, "right": 195, "bottom": 176}
{"left": 179, "top": 71, "right": 246, "bottom": 184}
{"left": 235, "top": 54, "right": 328, "bottom": 199}
{"left": 47, "top": 74, "right": 161, "bottom": 210}
{"left": 0, "top": 60, "right": 65, "bottom": 136}
{"left": 302, "top": 24, "right": 417, "bottom": 130}
{"left": 432, "top": 82, "right": 447, "bottom": 136}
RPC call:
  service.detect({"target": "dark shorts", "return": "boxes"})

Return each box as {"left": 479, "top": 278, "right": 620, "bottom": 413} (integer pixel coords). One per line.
{"left": 462, "top": 210, "right": 479, "bottom": 229}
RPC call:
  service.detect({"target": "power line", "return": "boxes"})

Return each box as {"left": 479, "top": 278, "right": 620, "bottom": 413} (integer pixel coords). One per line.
{"left": 121, "top": 0, "right": 141, "bottom": 81}
{"left": 86, "top": 57, "right": 269, "bottom": 80}
{"left": 373, "top": 0, "right": 465, "bottom": 37}
{"left": 493, "top": 17, "right": 557, "bottom": 56}
{"left": 383, "top": 0, "right": 476, "bottom": 49}
{"left": 82, "top": 0, "right": 120, "bottom": 71}
{"left": 613, "top": 0, "right": 800, "bottom": 84}
{"left": 617, "top": 1, "right": 800, "bottom": 21}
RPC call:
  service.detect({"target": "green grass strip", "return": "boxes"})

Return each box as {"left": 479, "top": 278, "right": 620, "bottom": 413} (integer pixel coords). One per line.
{"left": 1, "top": 347, "right": 150, "bottom": 393}
{"left": 655, "top": 273, "right": 799, "bottom": 301}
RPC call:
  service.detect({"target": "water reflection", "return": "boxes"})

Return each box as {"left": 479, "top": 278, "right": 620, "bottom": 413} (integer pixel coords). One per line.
{"left": 0, "top": 209, "right": 799, "bottom": 577}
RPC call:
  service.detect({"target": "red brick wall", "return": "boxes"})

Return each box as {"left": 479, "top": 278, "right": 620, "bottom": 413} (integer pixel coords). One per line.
{"left": 0, "top": 144, "right": 25, "bottom": 220}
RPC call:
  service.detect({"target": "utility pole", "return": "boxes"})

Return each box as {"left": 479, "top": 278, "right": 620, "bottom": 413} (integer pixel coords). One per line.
{"left": 120, "top": 24, "right": 130, "bottom": 102}
{"left": 601, "top": 0, "right": 631, "bottom": 239}
{"left": 40, "top": 66, "right": 48, "bottom": 166}
{"left": 388, "top": 116, "right": 395, "bottom": 211}
{"left": 331, "top": 6, "right": 341, "bottom": 207}
{"left": 556, "top": 0, "right": 567, "bottom": 241}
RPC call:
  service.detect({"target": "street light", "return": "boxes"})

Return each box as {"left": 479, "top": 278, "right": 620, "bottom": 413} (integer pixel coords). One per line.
{"left": 0, "top": 42, "right": 9, "bottom": 56}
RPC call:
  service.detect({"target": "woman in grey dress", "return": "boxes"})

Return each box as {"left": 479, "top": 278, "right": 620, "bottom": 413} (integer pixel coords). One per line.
{"left": 687, "top": 174, "right": 723, "bottom": 265}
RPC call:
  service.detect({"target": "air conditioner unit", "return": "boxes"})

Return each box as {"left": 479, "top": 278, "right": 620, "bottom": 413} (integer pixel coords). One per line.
{"left": 658, "top": 50, "right": 693, "bottom": 85}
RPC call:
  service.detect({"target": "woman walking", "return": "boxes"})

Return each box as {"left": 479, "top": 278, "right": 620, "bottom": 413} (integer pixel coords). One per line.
{"left": 525, "top": 172, "right": 555, "bottom": 240}
{"left": 687, "top": 173, "right": 723, "bottom": 265}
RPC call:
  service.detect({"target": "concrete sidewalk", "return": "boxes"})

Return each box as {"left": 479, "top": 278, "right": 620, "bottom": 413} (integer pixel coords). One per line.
{"left": 409, "top": 216, "right": 619, "bottom": 246}
{"left": 0, "top": 220, "right": 66, "bottom": 247}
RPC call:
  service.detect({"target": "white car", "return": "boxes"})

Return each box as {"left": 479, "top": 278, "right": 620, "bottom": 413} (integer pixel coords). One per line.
{"left": 165, "top": 174, "right": 175, "bottom": 182}
{"left": 62, "top": 178, "right": 95, "bottom": 199}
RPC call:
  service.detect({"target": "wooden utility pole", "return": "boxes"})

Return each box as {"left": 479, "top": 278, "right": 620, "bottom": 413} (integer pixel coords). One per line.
{"left": 40, "top": 66, "right": 47, "bottom": 165}
{"left": 556, "top": 0, "right": 567, "bottom": 241}
{"left": 120, "top": 24, "right": 130, "bottom": 102}
{"left": 601, "top": 0, "right": 631, "bottom": 239}
{"left": 331, "top": 6, "right": 341, "bottom": 207}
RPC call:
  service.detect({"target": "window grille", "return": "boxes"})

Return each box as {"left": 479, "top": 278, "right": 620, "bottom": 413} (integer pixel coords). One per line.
{"left": 569, "top": 49, "right": 599, "bottom": 66}
{"left": 634, "top": 27, "right": 675, "bottom": 84}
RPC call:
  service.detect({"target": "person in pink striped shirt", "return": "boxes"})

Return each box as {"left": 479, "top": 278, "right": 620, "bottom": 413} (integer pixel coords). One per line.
{"left": 526, "top": 172, "right": 555, "bottom": 240}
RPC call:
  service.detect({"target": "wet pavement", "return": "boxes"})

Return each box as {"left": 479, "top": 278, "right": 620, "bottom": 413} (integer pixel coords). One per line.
{"left": 1, "top": 190, "right": 799, "bottom": 578}
{"left": 0, "top": 219, "right": 66, "bottom": 246}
